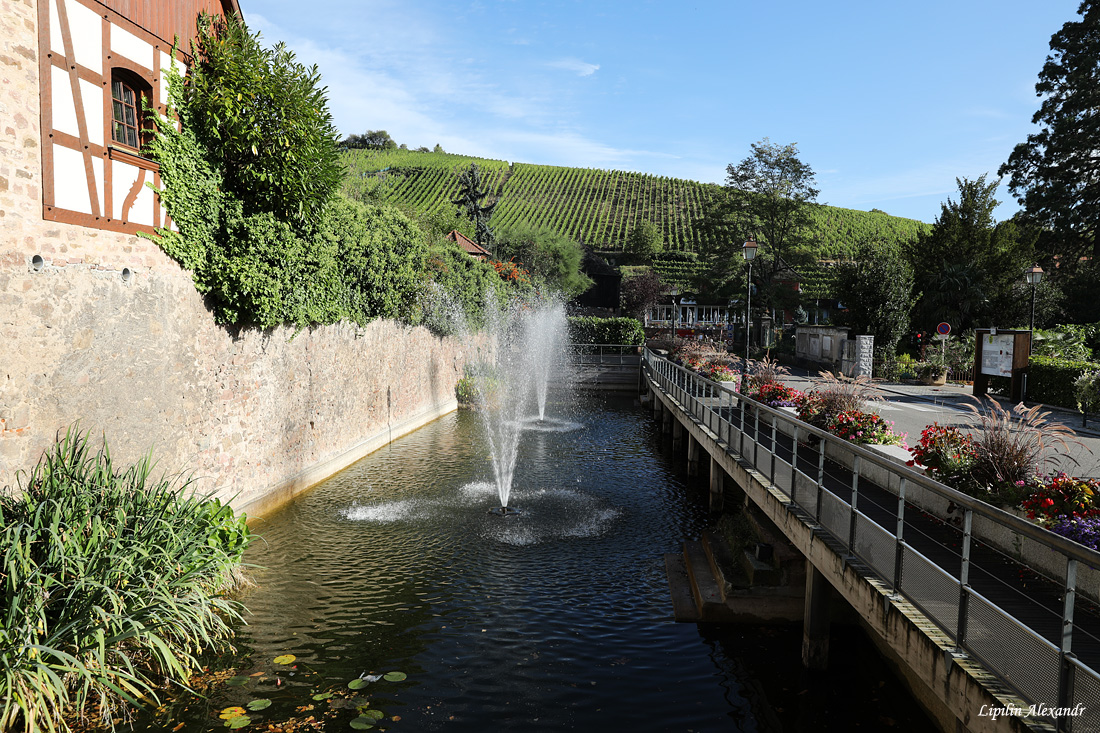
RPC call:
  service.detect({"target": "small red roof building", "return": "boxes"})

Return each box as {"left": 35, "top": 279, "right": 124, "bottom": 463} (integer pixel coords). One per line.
{"left": 446, "top": 230, "right": 491, "bottom": 260}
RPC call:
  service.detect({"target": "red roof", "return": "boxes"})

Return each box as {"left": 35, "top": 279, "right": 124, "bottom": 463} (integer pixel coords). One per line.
{"left": 446, "top": 230, "right": 491, "bottom": 259}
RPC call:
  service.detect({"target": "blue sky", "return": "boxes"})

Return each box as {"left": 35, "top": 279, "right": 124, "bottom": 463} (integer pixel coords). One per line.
{"left": 247, "top": 0, "right": 1080, "bottom": 224}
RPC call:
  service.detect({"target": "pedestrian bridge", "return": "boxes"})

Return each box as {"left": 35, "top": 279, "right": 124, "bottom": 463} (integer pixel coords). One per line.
{"left": 643, "top": 349, "right": 1100, "bottom": 733}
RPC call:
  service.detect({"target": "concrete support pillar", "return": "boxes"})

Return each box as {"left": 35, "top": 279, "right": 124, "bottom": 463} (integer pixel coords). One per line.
{"left": 653, "top": 394, "right": 662, "bottom": 419}
{"left": 709, "top": 456, "right": 724, "bottom": 512}
{"left": 686, "top": 435, "right": 700, "bottom": 476}
{"left": 802, "top": 563, "right": 831, "bottom": 670}
{"left": 662, "top": 405, "right": 672, "bottom": 436}
{"left": 672, "top": 419, "right": 683, "bottom": 454}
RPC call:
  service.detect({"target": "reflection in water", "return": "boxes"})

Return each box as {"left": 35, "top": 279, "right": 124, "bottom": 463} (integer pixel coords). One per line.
{"left": 155, "top": 393, "right": 933, "bottom": 732}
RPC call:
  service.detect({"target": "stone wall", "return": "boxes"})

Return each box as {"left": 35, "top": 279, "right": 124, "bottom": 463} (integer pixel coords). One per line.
{"left": 0, "top": 0, "right": 478, "bottom": 515}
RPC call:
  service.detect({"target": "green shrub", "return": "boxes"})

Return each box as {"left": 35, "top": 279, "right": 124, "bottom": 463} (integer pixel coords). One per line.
{"left": 0, "top": 429, "right": 251, "bottom": 733}
{"left": 567, "top": 316, "right": 645, "bottom": 345}
{"left": 1028, "top": 355, "right": 1100, "bottom": 409}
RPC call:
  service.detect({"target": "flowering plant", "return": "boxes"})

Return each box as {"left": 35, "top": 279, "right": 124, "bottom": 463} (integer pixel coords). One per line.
{"left": 750, "top": 381, "right": 803, "bottom": 407}
{"left": 1048, "top": 516, "right": 1100, "bottom": 551}
{"left": 1020, "top": 472, "right": 1100, "bottom": 522}
{"left": 703, "top": 362, "right": 739, "bottom": 383}
{"left": 826, "top": 409, "right": 903, "bottom": 446}
{"left": 907, "top": 423, "right": 977, "bottom": 479}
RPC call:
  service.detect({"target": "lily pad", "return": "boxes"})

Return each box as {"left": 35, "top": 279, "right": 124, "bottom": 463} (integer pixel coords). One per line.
{"left": 219, "top": 706, "right": 247, "bottom": 719}
{"left": 383, "top": 671, "right": 407, "bottom": 682}
{"left": 246, "top": 698, "right": 272, "bottom": 711}
{"left": 361, "top": 709, "right": 384, "bottom": 720}
{"left": 349, "top": 717, "right": 375, "bottom": 730}
{"left": 225, "top": 715, "right": 251, "bottom": 729}
{"left": 226, "top": 676, "right": 251, "bottom": 687}
{"left": 312, "top": 692, "right": 333, "bottom": 701}
{"left": 273, "top": 654, "right": 296, "bottom": 665}
{"left": 348, "top": 678, "right": 368, "bottom": 690}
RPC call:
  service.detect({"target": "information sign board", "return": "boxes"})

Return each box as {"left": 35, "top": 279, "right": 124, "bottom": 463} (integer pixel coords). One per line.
{"left": 980, "top": 333, "right": 1015, "bottom": 377}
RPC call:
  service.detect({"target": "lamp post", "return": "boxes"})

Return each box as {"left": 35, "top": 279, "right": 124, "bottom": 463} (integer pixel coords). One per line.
{"left": 1023, "top": 264, "right": 1043, "bottom": 404}
{"left": 1025, "top": 264, "right": 1044, "bottom": 331}
{"left": 742, "top": 240, "right": 758, "bottom": 383}
{"left": 669, "top": 286, "right": 680, "bottom": 343}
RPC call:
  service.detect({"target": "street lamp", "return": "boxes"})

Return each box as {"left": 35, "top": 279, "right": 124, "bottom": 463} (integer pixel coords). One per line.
{"left": 742, "top": 240, "right": 758, "bottom": 383}
{"left": 1024, "top": 264, "right": 1044, "bottom": 330}
{"left": 670, "top": 286, "right": 680, "bottom": 343}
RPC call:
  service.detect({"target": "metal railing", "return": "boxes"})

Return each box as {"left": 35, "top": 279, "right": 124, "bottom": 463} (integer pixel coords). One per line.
{"left": 565, "top": 343, "right": 642, "bottom": 366}
{"left": 644, "top": 348, "right": 1100, "bottom": 731}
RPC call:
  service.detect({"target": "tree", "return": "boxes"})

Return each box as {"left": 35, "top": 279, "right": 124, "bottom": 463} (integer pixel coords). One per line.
{"left": 834, "top": 241, "right": 915, "bottom": 356}
{"left": 342, "top": 130, "right": 398, "bottom": 150}
{"left": 697, "top": 139, "right": 818, "bottom": 309}
{"left": 433, "top": 143, "right": 445, "bottom": 153}
{"left": 184, "top": 13, "right": 342, "bottom": 234}
{"left": 452, "top": 162, "right": 497, "bottom": 250}
{"left": 906, "top": 176, "right": 1035, "bottom": 333}
{"left": 494, "top": 225, "right": 593, "bottom": 298}
{"left": 999, "top": 2, "right": 1100, "bottom": 266}
{"left": 619, "top": 270, "right": 665, "bottom": 319}
{"left": 625, "top": 220, "right": 662, "bottom": 260}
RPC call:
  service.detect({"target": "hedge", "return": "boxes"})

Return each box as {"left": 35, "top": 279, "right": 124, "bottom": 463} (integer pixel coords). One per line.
{"left": 1028, "top": 354, "right": 1100, "bottom": 409}
{"left": 567, "top": 316, "right": 645, "bottom": 345}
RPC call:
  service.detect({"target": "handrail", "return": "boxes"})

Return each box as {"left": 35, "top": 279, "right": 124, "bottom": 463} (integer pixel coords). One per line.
{"left": 644, "top": 347, "right": 1100, "bottom": 568}
{"left": 643, "top": 345, "right": 1100, "bottom": 718}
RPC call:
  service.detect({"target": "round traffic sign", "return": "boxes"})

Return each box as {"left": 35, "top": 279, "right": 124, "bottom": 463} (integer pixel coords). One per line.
{"left": 936, "top": 322, "right": 951, "bottom": 336}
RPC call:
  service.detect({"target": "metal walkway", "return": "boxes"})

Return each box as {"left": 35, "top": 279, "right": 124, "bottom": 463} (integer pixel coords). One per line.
{"left": 644, "top": 350, "right": 1100, "bottom": 733}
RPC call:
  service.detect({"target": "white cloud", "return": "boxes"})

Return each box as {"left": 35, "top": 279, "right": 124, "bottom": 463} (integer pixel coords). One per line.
{"left": 547, "top": 58, "right": 600, "bottom": 77}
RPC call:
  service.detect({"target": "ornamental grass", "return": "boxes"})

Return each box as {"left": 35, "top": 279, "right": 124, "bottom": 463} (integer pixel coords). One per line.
{"left": 0, "top": 428, "right": 252, "bottom": 733}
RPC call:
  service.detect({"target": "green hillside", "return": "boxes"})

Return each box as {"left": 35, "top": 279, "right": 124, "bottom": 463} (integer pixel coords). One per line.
{"left": 340, "top": 149, "right": 929, "bottom": 258}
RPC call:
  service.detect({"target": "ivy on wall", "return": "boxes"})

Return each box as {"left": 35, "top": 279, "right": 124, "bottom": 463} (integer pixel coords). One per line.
{"left": 144, "top": 15, "right": 514, "bottom": 330}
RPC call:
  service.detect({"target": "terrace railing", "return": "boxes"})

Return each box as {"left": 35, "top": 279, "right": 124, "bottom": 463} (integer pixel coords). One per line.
{"left": 644, "top": 347, "right": 1100, "bottom": 732}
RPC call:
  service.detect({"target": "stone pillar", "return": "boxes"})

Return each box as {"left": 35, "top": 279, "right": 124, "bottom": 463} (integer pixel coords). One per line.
{"left": 854, "top": 335, "right": 875, "bottom": 379}
{"left": 672, "top": 419, "right": 683, "bottom": 453}
{"left": 709, "top": 456, "right": 724, "bottom": 512}
{"left": 686, "top": 434, "right": 700, "bottom": 476}
{"left": 802, "top": 563, "right": 831, "bottom": 670}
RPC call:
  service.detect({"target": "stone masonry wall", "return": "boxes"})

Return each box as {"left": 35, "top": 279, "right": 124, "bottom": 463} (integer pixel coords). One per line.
{"left": 0, "top": 0, "right": 477, "bottom": 513}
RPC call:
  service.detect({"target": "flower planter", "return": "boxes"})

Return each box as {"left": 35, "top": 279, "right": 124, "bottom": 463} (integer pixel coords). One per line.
{"left": 920, "top": 374, "right": 947, "bottom": 386}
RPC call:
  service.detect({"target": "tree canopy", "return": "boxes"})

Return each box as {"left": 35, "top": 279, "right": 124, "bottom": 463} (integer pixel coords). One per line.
{"left": 494, "top": 224, "right": 593, "bottom": 298}
{"left": 906, "top": 176, "right": 1035, "bottom": 333}
{"left": 999, "top": 1, "right": 1100, "bottom": 266}
{"left": 834, "top": 241, "right": 915, "bottom": 356}
{"left": 625, "top": 220, "right": 662, "bottom": 260}
{"left": 184, "top": 13, "right": 343, "bottom": 234}
{"left": 343, "top": 130, "right": 398, "bottom": 150}
{"left": 697, "top": 139, "right": 818, "bottom": 309}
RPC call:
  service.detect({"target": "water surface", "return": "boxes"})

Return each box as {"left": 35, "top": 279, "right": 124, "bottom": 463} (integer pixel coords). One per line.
{"left": 162, "top": 393, "right": 934, "bottom": 731}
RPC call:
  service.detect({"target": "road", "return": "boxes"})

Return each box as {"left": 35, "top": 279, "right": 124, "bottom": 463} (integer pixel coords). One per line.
{"left": 778, "top": 370, "right": 1100, "bottom": 479}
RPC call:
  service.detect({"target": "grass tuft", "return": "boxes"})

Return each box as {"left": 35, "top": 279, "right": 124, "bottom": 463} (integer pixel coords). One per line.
{"left": 0, "top": 427, "right": 252, "bottom": 733}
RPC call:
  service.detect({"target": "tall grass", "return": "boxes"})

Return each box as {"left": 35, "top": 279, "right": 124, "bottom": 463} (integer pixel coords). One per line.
{"left": 963, "top": 396, "right": 1082, "bottom": 489}
{"left": 0, "top": 428, "right": 252, "bottom": 733}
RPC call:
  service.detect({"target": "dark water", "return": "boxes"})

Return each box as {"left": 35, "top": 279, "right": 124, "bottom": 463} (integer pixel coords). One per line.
{"left": 159, "top": 393, "right": 935, "bottom": 732}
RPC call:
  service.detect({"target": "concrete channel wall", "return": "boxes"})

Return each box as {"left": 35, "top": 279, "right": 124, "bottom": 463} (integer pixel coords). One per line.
{"left": 644, "top": 367, "right": 1053, "bottom": 733}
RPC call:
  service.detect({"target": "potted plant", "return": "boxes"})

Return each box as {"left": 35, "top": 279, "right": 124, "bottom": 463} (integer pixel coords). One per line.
{"left": 918, "top": 360, "right": 947, "bottom": 386}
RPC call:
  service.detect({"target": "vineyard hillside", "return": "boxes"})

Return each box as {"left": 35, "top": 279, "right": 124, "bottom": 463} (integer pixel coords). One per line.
{"left": 340, "top": 149, "right": 929, "bottom": 258}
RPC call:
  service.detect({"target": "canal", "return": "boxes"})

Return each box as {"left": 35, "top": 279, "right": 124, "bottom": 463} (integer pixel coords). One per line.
{"left": 160, "top": 393, "right": 934, "bottom": 731}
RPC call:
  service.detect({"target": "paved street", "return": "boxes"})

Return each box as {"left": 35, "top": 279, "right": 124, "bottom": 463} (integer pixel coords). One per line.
{"left": 778, "top": 369, "right": 1100, "bottom": 479}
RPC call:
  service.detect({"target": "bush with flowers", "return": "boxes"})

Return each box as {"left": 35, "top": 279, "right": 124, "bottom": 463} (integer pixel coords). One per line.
{"left": 1020, "top": 472, "right": 1100, "bottom": 523}
{"left": 907, "top": 423, "right": 977, "bottom": 479}
{"left": 750, "top": 381, "right": 803, "bottom": 407}
{"left": 826, "top": 409, "right": 905, "bottom": 446}
{"left": 1048, "top": 516, "right": 1100, "bottom": 551}
{"left": 702, "top": 362, "right": 740, "bottom": 383}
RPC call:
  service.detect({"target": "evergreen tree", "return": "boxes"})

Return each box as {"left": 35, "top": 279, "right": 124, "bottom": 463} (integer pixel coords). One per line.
{"left": 452, "top": 162, "right": 497, "bottom": 250}
{"left": 1000, "top": 1, "right": 1100, "bottom": 267}
{"left": 906, "top": 176, "right": 1035, "bottom": 333}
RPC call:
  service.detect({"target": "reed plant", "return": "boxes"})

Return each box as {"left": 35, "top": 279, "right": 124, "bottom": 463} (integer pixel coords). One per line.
{"left": 0, "top": 428, "right": 252, "bottom": 733}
